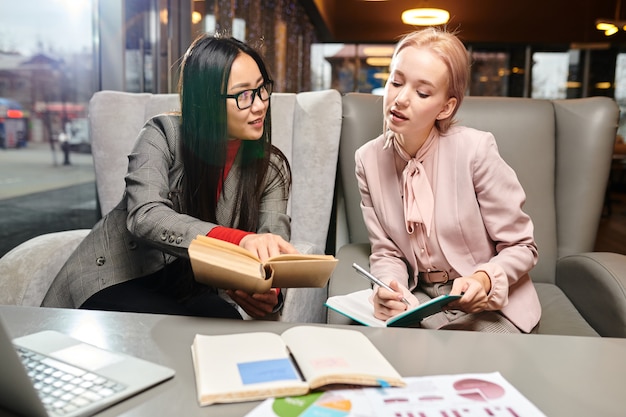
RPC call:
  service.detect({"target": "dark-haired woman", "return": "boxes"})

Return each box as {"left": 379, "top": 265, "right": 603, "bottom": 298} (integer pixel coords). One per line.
{"left": 43, "top": 34, "right": 295, "bottom": 319}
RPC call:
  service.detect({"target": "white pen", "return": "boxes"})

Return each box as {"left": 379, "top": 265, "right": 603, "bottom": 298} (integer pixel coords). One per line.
{"left": 352, "top": 263, "right": 410, "bottom": 306}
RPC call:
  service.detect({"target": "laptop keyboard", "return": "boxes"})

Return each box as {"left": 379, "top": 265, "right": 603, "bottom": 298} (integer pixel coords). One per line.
{"left": 16, "top": 346, "right": 127, "bottom": 416}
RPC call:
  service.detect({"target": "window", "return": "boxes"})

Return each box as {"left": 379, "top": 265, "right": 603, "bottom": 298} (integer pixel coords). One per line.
{"left": 531, "top": 52, "right": 569, "bottom": 99}
{"left": 0, "top": 1, "right": 97, "bottom": 257}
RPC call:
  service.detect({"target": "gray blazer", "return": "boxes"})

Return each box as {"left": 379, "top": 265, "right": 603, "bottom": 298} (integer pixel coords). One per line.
{"left": 42, "top": 115, "right": 291, "bottom": 308}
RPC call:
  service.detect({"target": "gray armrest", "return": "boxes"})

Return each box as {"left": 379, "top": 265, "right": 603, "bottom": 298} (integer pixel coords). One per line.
{"left": 290, "top": 240, "right": 321, "bottom": 255}
{"left": 279, "top": 240, "right": 328, "bottom": 323}
{"left": 0, "top": 230, "right": 90, "bottom": 306}
{"left": 556, "top": 252, "right": 626, "bottom": 337}
{"left": 326, "top": 243, "right": 371, "bottom": 324}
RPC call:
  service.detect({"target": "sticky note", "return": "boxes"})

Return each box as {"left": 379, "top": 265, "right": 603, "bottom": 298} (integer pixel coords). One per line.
{"left": 238, "top": 358, "right": 300, "bottom": 384}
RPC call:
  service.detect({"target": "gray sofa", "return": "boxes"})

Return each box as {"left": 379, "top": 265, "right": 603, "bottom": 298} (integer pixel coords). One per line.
{"left": 0, "top": 89, "right": 342, "bottom": 323}
{"left": 2, "top": 91, "right": 626, "bottom": 337}
{"left": 329, "top": 93, "right": 626, "bottom": 338}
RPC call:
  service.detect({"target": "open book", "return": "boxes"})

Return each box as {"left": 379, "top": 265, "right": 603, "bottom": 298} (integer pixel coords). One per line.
{"left": 326, "top": 289, "right": 461, "bottom": 327}
{"left": 188, "top": 235, "right": 337, "bottom": 293}
{"left": 190, "top": 326, "right": 405, "bottom": 406}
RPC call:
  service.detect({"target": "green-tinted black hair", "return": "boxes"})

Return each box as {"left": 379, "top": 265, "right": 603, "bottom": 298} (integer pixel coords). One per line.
{"left": 178, "top": 33, "right": 288, "bottom": 231}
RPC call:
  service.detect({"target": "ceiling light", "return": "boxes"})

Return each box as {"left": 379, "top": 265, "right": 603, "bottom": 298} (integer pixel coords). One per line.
{"left": 363, "top": 46, "right": 395, "bottom": 56}
{"left": 595, "top": 0, "right": 624, "bottom": 36}
{"left": 596, "top": 20, "right": 620, "bottom": 36}
{"left": 366, "top": 57, "right": 393, "bottom": 67}
{"left": 597, "top": 22, "right": 616, "bottom": 31}
{"left": 402, "top": 8, "right": 450, "bottom": 26}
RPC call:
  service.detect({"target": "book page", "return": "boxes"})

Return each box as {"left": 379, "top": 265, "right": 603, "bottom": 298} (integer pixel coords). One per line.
{"left": 191, "top": 332, "right": 309, "bottom": 406}
{"left": 268, "top": 257, "right": 338, "bottom": 288}
{"left": 325, "top": 290, "right": 460, "bottom": 328}
{"left": 189, "top": 235, "right": 273, "bottom": 293}
{"left": 189, "top": 235, "right": 337, "bottom": 292}
{"left": 325, "top": 289, "right": 387, "bottom": 327}
{"left": 193, "top": 235, "right": 261, "bottom": 261}
{"left": 280, "top": 326, "right": 404, "bottom": 390}
{"left": 387, "top": 294, "right": 460, "bottom": 327}
{"left": 267, "top": 254, "right": 337, "bottom": 262}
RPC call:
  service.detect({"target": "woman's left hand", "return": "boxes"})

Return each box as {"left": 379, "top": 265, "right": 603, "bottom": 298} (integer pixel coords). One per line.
{"left": 239, "top": 233, "right": 298, "bottom": 262}
{"left": 227, "top": 288, "right": 279, "bottom": 318}
{"left": 448, "top": 271, "right": 491, "bottom": 314}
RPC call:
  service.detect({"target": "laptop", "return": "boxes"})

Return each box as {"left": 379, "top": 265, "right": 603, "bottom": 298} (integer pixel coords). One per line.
{"left": 0, "top": 318, "right": 175, "bottom": 417}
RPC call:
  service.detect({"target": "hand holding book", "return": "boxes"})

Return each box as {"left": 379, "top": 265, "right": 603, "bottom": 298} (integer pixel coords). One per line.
{"left": 188, "top": 235, "right": 337, "bottom": 293}
{"left": 326, "top": 289, "right": 461, "bottom": 327}
{"left": 352, "top": 263, "right": 410, "bottom": 306}
{"left": 328, "top": 264, "right": 461, "bottom": 327}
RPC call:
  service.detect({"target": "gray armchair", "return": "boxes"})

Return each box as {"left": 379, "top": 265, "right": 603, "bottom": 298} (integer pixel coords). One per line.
{"left": 328, "top": 93, "right": 626, "bottom": 338}
{"left": 0, "top": 89, "right": 342, "bottom": 323}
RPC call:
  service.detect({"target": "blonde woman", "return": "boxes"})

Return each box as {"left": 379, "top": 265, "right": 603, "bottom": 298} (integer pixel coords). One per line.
{"left": 357, "top": 28, "right": 540, "bottom": 333}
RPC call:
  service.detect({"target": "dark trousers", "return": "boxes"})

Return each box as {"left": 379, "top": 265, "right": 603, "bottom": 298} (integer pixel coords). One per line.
{"left": 80, "top": 267, "right": 242, "bottom": 319}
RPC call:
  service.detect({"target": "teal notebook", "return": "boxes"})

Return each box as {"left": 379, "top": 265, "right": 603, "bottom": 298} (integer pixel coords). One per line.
{"left": 325, "top": 289, "right": 461, "bottom": 327}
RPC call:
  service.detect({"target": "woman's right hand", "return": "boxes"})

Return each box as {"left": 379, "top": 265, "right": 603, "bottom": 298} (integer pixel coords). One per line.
{"left": 227, "top": 288, "right": 280, "bottom": 319}
{"left": 372, "top": 280, "right": 415, "bottom": 320}
{"left": 239, "top": 233, "right": 298, "bottom": 262}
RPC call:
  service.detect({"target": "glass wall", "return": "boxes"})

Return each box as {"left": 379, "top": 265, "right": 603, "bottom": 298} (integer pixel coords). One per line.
{"left": 531, "top": 52, "right": 569, "bottom": 99}
{"left": 614, "top": 53, "right": 626, "bottom": 138}
{"left": 190, "top": 0, "right": 317, "bottom": 93}
{"left": 1, "top": 0, "right": 626, "bottom": 258}
{"left": 0, "top": 0, "right": 98, "bottom": 257}
{"left": 312, "top": 42, "right": 620, "bottom": 99}
{"left": 1, "top": 1, "right": 95, "bottom": 147}
{"left": 0, "top": 0, "right": 318, "bottom": 257}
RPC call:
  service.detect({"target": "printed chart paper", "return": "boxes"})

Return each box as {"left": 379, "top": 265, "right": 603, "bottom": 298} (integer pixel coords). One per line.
{"left": 244, "top": 372, "right": 547, "bottom": 417}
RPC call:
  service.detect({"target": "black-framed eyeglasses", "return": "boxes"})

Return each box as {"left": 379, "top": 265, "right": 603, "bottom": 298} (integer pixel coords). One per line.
{"left": 225, "top": 81, "right": 273, "bottom": 110}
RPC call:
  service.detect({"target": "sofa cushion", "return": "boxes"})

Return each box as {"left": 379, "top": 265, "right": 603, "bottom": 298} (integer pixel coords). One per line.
{"left": 534, "top": 283, "right": 598, "bottom": 336}
{"left": 0, "top": 230, "right": 89, "bottom": 306}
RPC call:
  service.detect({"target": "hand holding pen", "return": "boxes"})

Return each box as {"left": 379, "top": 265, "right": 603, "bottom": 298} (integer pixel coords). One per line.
{"left": 352, "top": 263, "right": 410, "bottom": 306}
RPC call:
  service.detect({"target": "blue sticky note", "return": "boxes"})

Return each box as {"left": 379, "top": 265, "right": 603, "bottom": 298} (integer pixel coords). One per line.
{"left": 376, "top": 378, "right": 391, "bottom": 388}
{"left": 238, "top": 358, "right": 300, "bottom": 385}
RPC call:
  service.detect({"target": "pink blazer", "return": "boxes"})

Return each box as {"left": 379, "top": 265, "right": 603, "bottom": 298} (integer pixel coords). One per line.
{"left": 355, "top": 126, "right": 541, "bottom": 333}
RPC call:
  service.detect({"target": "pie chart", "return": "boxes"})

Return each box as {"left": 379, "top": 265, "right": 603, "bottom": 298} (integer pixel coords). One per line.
{"left": 272, "top": 391, "right": 352, "bottom": 417}
{"left": 453, "top": 378, "right": 506, "bottom": 402}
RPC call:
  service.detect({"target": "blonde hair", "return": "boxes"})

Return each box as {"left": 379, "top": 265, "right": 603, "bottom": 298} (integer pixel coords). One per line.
{"left": 391, "top": 27, "right": 470, "bottom": 133}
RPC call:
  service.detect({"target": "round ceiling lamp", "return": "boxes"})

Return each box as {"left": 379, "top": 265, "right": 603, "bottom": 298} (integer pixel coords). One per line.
{"left": 595, "top": 0, "right": 624, "bottom": 36}
{"left": 596, "top": 21, "right": 619, "bottom": 36}
{"left": 402, "top": 8, "right": 450, "bottom": 26}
